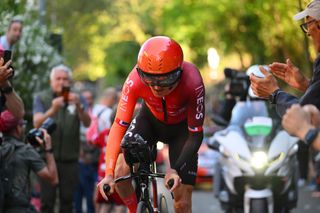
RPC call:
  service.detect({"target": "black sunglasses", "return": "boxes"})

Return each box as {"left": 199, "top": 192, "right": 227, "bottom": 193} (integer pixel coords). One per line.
{"left": 136, "top": 67, "right": 182, "bottom": 87}
{"left": 300, "top": 19, "right": 317, "bottom": 33}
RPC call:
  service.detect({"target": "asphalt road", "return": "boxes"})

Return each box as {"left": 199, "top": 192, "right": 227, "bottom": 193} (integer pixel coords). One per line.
{"left": 191, "top": 184, "right": 320, "bottom": 213}
{"left": 157, "top": 180, "right": 320, "bottom": 213}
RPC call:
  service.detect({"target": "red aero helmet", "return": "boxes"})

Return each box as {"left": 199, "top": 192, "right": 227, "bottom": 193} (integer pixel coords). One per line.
{"left": 137, "top": 36, "right": 183, "bottom": 74}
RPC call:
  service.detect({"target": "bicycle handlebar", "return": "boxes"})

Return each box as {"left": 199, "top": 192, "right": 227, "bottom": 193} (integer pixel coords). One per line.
{"left": 167, "top": 178, "right": 174, "bottom": 189}
{"left": 103, "top": 176, "right": 174, "bottom": 195}
{"left": 103, "top": 172, "right": 167, "bottom": 195}
{"left": 103, "top": 184, "right": 111, "bottom": 194}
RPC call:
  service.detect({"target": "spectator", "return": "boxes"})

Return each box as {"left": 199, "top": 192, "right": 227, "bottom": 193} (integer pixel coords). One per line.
{"left": 282, "top": 104, "right": 320, "bottom": 196}
{"left": 0, "top": 110, "right": 58, "bottom": 212}
{"left": 282, "top": 104, "right": 320, "bottom": 151}
{"left": 249, "top": 0, "right": 320, "bottom": 190}
{"left": 0, "top": 19, "right": 23, "bottom": 50}
{"left": 250, "top": 0, "right": 320, "bottom": 117}
{"left": 32, "top": 64, "right": 90, "bottom": 213}
{"left": 0, "top": 44, "right": 24, "bottom": 119}
{"left": 74, "top": 89, "right": 99, "bottom": 213}
{"left": 93, "top": 87, "right": 118, "bottom": 132}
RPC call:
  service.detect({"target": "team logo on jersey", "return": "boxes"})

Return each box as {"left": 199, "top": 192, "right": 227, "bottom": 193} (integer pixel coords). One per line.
{"left": 195, "top": 85, "right": 204, "bottom": 120}
{"left": 120, "top": 79, "right": 134, "bottom": 112}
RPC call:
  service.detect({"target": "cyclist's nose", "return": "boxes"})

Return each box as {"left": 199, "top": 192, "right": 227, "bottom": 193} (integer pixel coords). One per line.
{"left": 152, "top": 85, "right": 162, "bottom": 90}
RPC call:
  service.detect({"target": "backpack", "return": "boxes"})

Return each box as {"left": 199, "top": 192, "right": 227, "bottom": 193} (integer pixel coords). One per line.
{"left": 0, "top": 141, "right": 29, "bottom": 212}
{"left": 85, "top": 108, "right": 106, "bottom": 143}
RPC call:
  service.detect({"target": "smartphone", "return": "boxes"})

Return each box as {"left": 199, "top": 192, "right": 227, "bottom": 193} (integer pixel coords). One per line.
{"left": 3, "top": 50, "right": 12, "bottom": 64}
{"left": 3, "top": 50, "right": 14, "bottom": 78}
{"left": 61, "top": 86, "right": 70, "bottom": 103}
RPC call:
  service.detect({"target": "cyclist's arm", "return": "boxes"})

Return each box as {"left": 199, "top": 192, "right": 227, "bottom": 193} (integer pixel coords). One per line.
{"left": 105, "top": 75, "right": 138, "bottom": 176}
{"left": 105, "top": 122, "right": 128, "bottom": 176}
{"left": 172, "top": 131, "right": 203, "bottom": 172}
{"left": 173, "top": 83, "right": 205, "bottom": 172}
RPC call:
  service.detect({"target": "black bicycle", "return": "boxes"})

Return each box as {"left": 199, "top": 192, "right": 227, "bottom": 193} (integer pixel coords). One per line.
{"left": 104, "top": 134, "right": 174, "bottom": 213}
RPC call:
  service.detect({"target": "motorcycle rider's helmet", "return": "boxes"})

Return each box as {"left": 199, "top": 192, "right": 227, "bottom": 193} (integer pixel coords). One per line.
{"left": 136, "top": 36, "right": 183, "bottom": 87}
{"left": 246, "top": 65, "right": 269, "bottom": 99}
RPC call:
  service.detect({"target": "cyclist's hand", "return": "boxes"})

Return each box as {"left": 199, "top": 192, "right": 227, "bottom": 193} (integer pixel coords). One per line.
{"left": 165, "top": 168, "right": 181, "bottom": 192}
{"left": 97, "top": 175, "right": 115, "bottom": 201}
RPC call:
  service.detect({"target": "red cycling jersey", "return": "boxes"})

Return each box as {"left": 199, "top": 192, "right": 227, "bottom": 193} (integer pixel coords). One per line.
{"left": 105, "top": 61, "right": 205, "bottom": 176}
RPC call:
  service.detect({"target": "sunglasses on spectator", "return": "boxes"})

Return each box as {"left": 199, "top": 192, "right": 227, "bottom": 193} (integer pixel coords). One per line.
{"left": 300, "top": 19, "right": 317, "bottom": 33}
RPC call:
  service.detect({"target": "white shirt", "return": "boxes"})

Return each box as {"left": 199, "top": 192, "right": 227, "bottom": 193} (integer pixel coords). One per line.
{"left": 92, "top": 104, "right": 113, "bottom": 132}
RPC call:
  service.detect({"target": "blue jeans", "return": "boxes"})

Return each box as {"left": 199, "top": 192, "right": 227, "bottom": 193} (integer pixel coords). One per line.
{"left": 74, "top": 162, "right": 97, "bottom": 213}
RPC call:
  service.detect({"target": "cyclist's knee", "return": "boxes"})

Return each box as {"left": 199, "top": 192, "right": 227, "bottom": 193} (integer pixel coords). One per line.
{"left": 173, "top": 185, "right": 193, "bottom": 213}
{"left": 174, "top": 199, "right": 191, "bottom": 213}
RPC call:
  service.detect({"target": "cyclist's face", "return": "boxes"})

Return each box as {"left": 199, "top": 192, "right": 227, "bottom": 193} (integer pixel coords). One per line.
{"left": 149, "top": 82, "right": 178, "bottom": 97}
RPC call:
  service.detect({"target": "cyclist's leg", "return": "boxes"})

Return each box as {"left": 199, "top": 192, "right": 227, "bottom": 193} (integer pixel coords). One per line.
{"left": 169, "top": 159, "right": 196, "bottom": 213}
{"left": 172, "top": 184, "right": 193, "bottom": 213}
{"left": 114, "top": 153, "right": 137, "bottom": 213}
{"left": 166, "top": 123, "right": 198, "bottom": 213}
{"left": 116, "top": 104, "right": 156, "bottom": 213}
{"left": 169, "top": 156, "right": 197, "bottom": 213}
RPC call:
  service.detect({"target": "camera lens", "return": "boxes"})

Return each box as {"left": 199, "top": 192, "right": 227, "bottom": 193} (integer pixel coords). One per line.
{"left": 26, "top": 129, "right": 44, "bottom": 147}
{"left": 26, "top": 118, "right": 56, "bottom": 147}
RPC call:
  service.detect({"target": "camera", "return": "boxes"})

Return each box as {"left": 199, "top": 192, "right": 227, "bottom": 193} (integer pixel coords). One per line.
{"left": 224, "top": 68, "right": 249, "bottom": 99}
{"left": 26, "top": 118, "right": 57, "bottom": 147}
{"left": 61, "top": 86, "right": 70, "bottom": 104}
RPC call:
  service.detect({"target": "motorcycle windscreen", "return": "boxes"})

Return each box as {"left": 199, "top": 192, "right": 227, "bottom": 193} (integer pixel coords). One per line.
{"left": 244, "top": 116, "right": 272, "bottom": 136}
{"left": 229, "top": 101, "right": 269, "bottom": 127}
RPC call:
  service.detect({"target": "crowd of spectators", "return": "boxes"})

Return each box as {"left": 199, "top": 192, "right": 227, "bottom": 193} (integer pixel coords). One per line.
{"left": 2, "top": 0, "right": 320, "bottom": 212}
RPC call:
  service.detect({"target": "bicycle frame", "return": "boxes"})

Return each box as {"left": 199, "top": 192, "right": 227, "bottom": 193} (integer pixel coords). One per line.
{"left": 113, "top": 161, "right": 166, "bottom": 213}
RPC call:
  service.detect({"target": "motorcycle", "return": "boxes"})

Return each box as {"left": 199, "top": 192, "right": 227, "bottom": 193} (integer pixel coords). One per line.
{"left": 209, "top": 100, "right": 299, "bottom": 213}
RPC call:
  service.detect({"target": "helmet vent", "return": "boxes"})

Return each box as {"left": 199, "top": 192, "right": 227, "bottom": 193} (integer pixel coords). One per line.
{"left": 147, "top": 58, "right": 152, "bottom": 70}
{"left": 158, "top": 58, "right": 163, "bottom": 71}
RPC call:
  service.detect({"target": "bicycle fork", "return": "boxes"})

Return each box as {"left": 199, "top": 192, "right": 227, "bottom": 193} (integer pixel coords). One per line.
{"left": 152, "top": 177, "right": 160, "bottom": 213}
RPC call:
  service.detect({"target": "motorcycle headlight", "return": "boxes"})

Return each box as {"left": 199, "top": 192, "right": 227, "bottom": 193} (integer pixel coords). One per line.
{"left": 250, "top": 151, "right": 268, "bottom": 170}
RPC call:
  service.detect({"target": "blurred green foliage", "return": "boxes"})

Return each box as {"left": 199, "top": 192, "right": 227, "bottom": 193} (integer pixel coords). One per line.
{"left": 0, "top": 3, "right": 62, "bottom": 116}
{"left": 0, "top": 0, "right": 315, "bottom": 98}
{"left": 44, "top": 0, "right": 314, "bottom": 83}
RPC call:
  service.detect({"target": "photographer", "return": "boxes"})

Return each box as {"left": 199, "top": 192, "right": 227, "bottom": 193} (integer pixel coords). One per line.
{"left": 211, "top": 68, "right": 248, "bottom": 126}
{"left": 0, "top": 46, "right": 24, "bottom": 120}
{"left": 0, "top": 110, "right": 58, "bottom": 213}
{"left": 32, "top": 64, "right": 90, "bottom": 213}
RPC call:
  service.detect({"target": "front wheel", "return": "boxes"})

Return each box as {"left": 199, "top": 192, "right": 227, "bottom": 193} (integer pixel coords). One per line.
{"left": 250, "top": 198, "right": 268, "bottom": 213}
{"left": 137, "top": 201, "right": 153, "bottom": 213}
{"left": 157, "top": 193, "right": 168, "bottom": 213}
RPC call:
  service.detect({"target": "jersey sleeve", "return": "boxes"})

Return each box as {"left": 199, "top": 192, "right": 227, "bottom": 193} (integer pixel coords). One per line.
{"left": 105, "top": 71, "right": 139, "bottom": 176}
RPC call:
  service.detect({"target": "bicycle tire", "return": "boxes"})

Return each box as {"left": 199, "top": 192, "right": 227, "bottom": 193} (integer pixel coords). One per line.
{"left": 137, "top": 201, "right": 153, "bottom": 213}
{"left": 157, "top": 193, "right": 169, "bottom": 213}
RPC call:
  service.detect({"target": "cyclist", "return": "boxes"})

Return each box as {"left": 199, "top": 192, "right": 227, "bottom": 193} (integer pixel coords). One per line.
{"left": 98, "top": 36, "right": 205, "bottom": 213}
